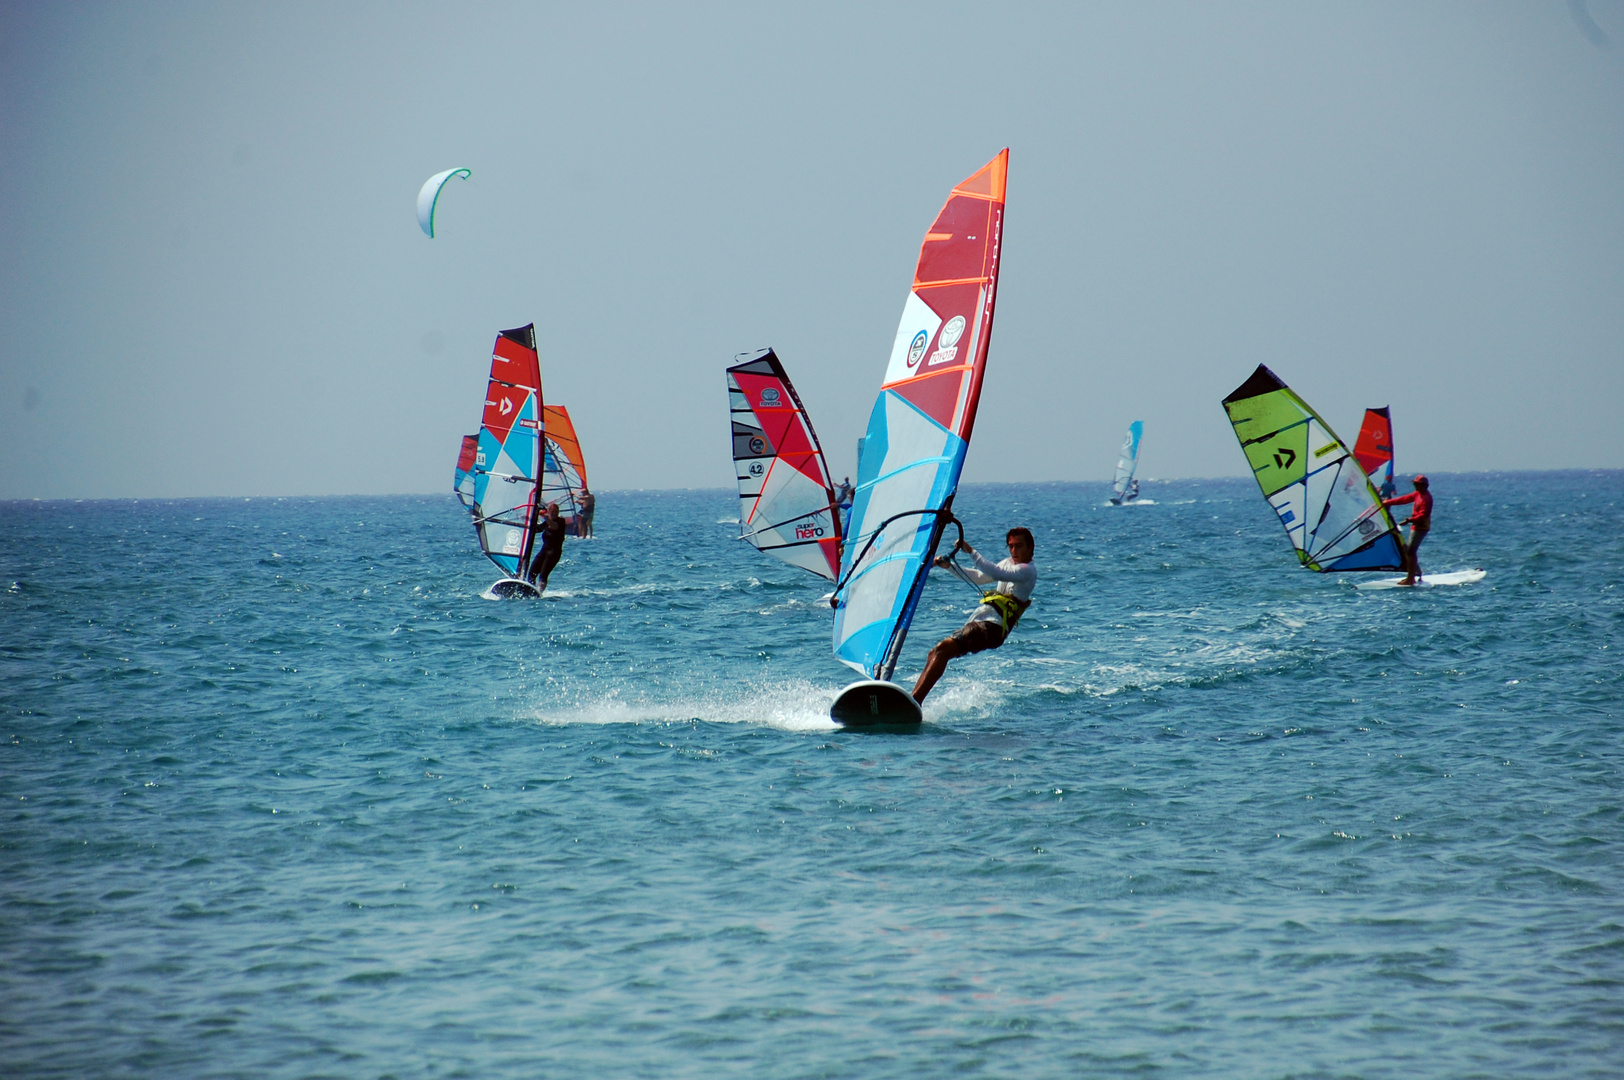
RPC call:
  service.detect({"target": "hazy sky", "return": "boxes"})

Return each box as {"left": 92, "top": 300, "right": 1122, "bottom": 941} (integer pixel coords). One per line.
{"left": 2, "top": 1, "right": 1620, "bottom": 499}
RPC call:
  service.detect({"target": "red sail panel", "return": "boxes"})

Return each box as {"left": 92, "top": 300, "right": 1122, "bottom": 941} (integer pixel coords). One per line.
{"left": 1353, "top": 407, "right": 1394, "bottom": 478}
{"left": 880, "top": 149, "right": 1007, "bottom": 442}
{"left": 731, "top": 370, "right": 826, "bottom": 487}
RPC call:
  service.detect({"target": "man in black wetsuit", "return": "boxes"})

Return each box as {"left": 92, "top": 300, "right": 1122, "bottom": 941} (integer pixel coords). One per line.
{"left": 527, "top": 502, "right": 567, "bottom": 590}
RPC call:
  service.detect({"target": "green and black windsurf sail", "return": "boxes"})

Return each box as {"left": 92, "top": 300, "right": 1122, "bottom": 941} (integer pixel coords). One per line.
{"left": 1222, "top": 365, "right": 1405, "bottom": 572}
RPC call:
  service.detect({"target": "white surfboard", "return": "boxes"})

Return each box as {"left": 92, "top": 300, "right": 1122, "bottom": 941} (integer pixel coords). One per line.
{"left": 1354, "top": 568, "right": 1486, "bottom": 591}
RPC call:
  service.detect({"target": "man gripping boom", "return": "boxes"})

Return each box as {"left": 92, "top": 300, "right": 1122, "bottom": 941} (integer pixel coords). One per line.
{"left": 911, "top": 527, "right": 1037, "bottom": 704}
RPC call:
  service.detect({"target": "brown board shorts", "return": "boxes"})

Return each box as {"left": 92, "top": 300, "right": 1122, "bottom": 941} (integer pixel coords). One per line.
{"left": 938, "top": 619, "right": 1006, "bottom": 659}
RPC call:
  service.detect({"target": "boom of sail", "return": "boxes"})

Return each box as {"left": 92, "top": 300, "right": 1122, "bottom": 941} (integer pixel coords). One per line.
{"left": 452, "top": 324, "right": 544, "bottom": 578}
{"left": 540, "top": 404, "right": 589, "bottom": 535}
{"left": 727, "top": 349, "right": 842, "bottom": 580}
{"left": 1222, "top": 365, "right": 1405, "bottom": 572}
{"left": 833, "top": 149, "right": 1009, "bottom": 679}
{"left": 1111, "top": 421, "right": 1144, "bottom": 503}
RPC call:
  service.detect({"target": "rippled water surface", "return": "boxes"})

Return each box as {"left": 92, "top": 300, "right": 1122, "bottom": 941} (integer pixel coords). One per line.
{"left": 3, "top": 472, "right": 1621, "bottom": 1078}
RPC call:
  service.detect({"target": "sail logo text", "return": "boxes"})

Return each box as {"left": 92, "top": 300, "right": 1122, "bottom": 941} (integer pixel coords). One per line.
{"left": 759, "top": 388, "right": 781, "bottom": 407}
{"left": 794, "top": 521, "right": 827, "bottom": 540}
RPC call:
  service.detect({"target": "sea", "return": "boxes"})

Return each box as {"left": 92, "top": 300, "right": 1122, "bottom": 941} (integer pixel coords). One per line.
{"left": 2, "top": 471, "right": 1620, "bottom": 1079}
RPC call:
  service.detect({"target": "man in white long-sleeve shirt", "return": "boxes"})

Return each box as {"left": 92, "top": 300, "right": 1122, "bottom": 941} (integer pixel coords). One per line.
{"left": 911, "top": 527, "right": 1037, "bottom": 704}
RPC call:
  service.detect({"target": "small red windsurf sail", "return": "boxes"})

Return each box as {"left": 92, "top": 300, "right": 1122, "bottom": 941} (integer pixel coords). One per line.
{"left": 1353, "top": 407, "right": 1395, "bottom": 491}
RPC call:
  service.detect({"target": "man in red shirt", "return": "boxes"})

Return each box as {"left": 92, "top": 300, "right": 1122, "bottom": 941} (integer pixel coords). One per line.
{"left": 1382, "top": 475, "right": 1433, "bottom": 586}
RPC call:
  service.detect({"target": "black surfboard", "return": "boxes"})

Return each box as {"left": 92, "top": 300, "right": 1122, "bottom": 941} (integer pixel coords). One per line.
{"left": 831, "top": 680, "right": 922, "bottom": 727}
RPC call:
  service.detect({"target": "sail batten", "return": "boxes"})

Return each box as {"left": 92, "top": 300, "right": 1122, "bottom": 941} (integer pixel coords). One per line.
{"left": 727, "top": 349, "right": 842, "bottom": 580}
{"left": 453, "top": 324, "right": 543, "bottom": 578}
{"left": 1222, "top": 364, "right": 1405, "bottom": 573}
{"left": 833, "top": 150, "right": 1009, "bottom": 680}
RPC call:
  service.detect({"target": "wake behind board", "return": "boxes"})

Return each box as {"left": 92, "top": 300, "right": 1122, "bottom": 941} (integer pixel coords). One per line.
{"left": 1354, "top": 568, "right": 1486, "bottom": 591}
{"left": 831, "top": 681, "right": 922, "bottom": 727}
{"left": 483, "top": 577, "right": 542, "bottom": 600}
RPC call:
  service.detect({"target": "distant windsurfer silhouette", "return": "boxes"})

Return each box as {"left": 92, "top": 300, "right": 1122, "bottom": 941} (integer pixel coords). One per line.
{"left": 577, "top": 487, "right": 595, "bottom": 539}
{"left": 1382, "top": 475, "right": 1432, "bottom": 586}
{"left": 911, "top": 528, "right": 1037, "bottom": 704}
{"left": 527, "top": 502, "right": 566, "bottom": 590}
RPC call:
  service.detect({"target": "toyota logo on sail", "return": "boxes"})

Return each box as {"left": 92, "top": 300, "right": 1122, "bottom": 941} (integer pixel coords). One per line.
{"left": 759, "top": 388, "right": 781, "bottom": 407}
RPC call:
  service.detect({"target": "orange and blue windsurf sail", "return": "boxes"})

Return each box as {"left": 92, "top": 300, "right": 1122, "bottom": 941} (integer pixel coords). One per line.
{"left": 727, "top": 349, "right": 842, "bottom": 581}
{"left": 1222, "top": 366, "right": 1405, "bottom": 573}
{"left": 540, "top": 405, "right": 588, "bottom": 534}
{"left": 833, "top": 149, "right": 1008, "bottom": 679}
{"left": 1353, "top": 407, "right": 1396, "bottom": 498}
{"left": 453, "top": 325, "right": 543, "bottom": 578}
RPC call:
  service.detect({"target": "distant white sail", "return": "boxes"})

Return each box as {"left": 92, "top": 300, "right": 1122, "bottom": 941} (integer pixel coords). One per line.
{"left": 1111, "top": 421, "right": 1143, "bottom": 503}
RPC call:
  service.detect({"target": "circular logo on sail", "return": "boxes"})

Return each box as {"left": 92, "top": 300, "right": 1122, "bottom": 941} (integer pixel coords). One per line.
{"left": 759, "top": 388, "right": 781, "bottom": 407}
{"left": 749, "top": 437, "right": 766, "bottom": 455}
{"left": 1357, "top": 518, "right": 1377, "bottom": 536}
{"left": 907, "top": 330, "right": 928, "bottom": 368}
{"left": 749, "top": 462, "right": 764, "bottom": 476}
{"left": 939, "top": 315, "right": 966, "bottom": 347}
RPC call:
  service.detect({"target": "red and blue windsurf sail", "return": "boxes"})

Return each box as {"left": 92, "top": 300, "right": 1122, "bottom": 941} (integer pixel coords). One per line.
{"left": 453, "top": 325, "right": 544, "bottom": 578}
{"left": 832, "top": 149, "right": 1008, "bottom": 679}
{"left": 1353, "top": 406, "right": 1396, "bottom": 496}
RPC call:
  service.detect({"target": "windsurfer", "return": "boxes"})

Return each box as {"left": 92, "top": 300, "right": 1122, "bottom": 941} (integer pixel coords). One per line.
{"left": 527, "top": 502, "right": 567, "bottom": 589}
{"left": 1382, "top": 475, "right": 1433, "bottom": 585}
{"left": 835, "top": 477, "right": 854, "bottom": 507}
{"left": 910, "top": 528, "right": 1037, "bottom": 704}
{"left": 578, "top": 487, "right": 595, "bottom": 539}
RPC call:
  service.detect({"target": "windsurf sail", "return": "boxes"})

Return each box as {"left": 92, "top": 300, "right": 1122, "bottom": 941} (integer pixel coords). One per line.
{"left": 832, "top": 149, "right": 1009, "bottom": 679}
{"left": 1353, "top": 406, "right": 1396, "bottom": 497}
{"left": 1111, "top": 421, "right": 1144, "bottom": 503}
{"left": 727, "top": 349, "right": 842, "bottom": 580}
{"left": 453, "top": 324, "right": 544, "bottom": 578}
{"left": 1222, "top": 365, "right": 1405, "bottom": 572}
{"left": 540, "top": 404, "right": 589, "bottom": 534}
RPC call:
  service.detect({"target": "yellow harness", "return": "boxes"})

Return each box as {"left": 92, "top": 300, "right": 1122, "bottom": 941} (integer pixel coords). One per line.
{"left": 980, "top": 591, "right": 1032, "bottom": 635}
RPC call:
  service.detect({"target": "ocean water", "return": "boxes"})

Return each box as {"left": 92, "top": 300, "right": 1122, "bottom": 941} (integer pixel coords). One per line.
{"left": 2, "top": 471, "right": 1620, "bottom": 1079}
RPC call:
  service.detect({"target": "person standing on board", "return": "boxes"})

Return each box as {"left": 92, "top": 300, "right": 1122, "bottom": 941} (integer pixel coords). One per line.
{"left": 527, "top": 502, "right": 567, "bottom": 590}
{"left": 1383, "top": 475, "right": 1433, "bottom": 586}
{"left": 911, "top": 528, "right": 1037, "bottom": 705}
{"left": 577, "top": 487, "right": 596, "bottom": 539}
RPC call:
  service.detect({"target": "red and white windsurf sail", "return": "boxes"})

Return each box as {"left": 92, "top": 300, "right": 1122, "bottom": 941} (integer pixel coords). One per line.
{"left": 727, "top": 349, "right": 842, "bottom": 580}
